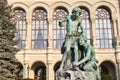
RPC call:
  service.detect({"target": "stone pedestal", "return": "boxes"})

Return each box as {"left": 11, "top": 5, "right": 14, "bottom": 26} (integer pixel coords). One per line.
{"left": 56, "top": 69, "right": 100, "bottom": 80}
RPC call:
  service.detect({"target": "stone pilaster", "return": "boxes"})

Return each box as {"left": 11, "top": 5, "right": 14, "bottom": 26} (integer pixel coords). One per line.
{"left": 112, "top": 17, "right": 117, "bottom": 38}
{"left": 23, "top": 51, "right": 30, "bottom": 79}
{"left": 46, "top": 53, "right": 54, "bottom": 80}
{"left": 23, "top": 64, "right": 30, "bottom": 79}
{"left": 26, "top": 11, "right": 32, "bottom": 49}
{"left": 115, "top": 50, "right": 120, "bottom": 80}
{"left": 115, "top": 36, "right": 120, "bottom": 80}
{"left": 48, "top": 18, "right": 53, "bottom": 49}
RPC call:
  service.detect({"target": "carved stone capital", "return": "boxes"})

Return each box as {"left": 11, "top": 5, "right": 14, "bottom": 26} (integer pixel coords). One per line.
{"left": 114, "top": 36, "right": 120, "bottom": 48}
{"left": 112, "top": 17, "right": 117, "bottom": 23}
{"left": 115, "top": 51, "right": 120, "bottom": 63}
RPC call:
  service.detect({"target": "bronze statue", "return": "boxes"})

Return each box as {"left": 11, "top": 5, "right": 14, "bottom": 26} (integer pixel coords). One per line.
{"left": 56, "top": 7, "right": 100, "bottom": 80}
{"left": 76, "top": 34, "right": 100, "bottom": 80}
{"left": 59, "top": 7, "right": 86, "bottom": 70}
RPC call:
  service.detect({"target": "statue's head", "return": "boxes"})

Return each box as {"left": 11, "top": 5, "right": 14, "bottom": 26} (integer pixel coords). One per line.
{"left": 72, "top": 7, "right": 81, "bottom": 17}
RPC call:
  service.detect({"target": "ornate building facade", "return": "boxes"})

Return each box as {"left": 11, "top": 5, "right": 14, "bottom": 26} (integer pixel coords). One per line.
{"left": 8, "top": 0, "right": 120, "bottom": 80}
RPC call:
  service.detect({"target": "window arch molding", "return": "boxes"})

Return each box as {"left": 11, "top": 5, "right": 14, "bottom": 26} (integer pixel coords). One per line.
{"left": 33, "top": 7, "right": 48, "bottom": 14}
{"left": 93, "top": 1, "right": 117, "bottom": 18}
{"left": 12, "top": 2, "right": 28, "bottom": 14}
{"left": 29, "top": 2, "right": 49, "bottom": 16}
{"left": 71, "top": 1, "right": 92, "bottom": 13}
{"left": 96, "top": 6, "right": 112, "bottom": 17}
{"left": 53, "top": 6, "right": 69, "bottom": 15}
{"left": 31, "top": 61, "right": 47, "bottom": 68}
{"left": 50, "top": 2, "right": 71, "bottom": 16}
{"left": 99, "top": 60, "right": 116, "bottom": 66}
{"left": 79, "top": 6, "right": 90, "bottom": 14}
{"left": 13, "top": 7, "right": 26, "bottom": 12}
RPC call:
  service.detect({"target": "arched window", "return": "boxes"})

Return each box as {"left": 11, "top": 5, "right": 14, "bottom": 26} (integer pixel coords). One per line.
{"left": 32, "top": 8, "right": 48, "bottom": 49}
{"left": 95, "top": 8, "right": 113, "bottom": 48}
{"left": 79, "top": 8, "right": 91, "bottom": 44}
{"left": 13, "top": 8, "right": 27, "bottom": 49}
{"left": 31, "top": 62, "right": 46, "bottom": 80}
{"left": 15, "top": 62, "right": 23, "bottom": 80}
{"left": 54, "top": 62, "right": 61, "bottom": 80}
{"left": 53, "top": 7, "right": 68, "bottom": 49}
{"left": 99, "top": 61, "right": 116, "bottom": 80}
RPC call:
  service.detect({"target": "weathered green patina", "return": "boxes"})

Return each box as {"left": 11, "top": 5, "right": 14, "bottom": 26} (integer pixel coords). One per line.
{"left": 59, "top": 7, "right": 86, "bottom": 70}
{"left": 56, "top": 7, "right": 100, "bottom": 80}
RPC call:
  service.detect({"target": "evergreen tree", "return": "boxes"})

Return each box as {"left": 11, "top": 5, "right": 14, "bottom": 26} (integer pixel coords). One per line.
{"left": 0, "top": 0, "right": 19, "bottom": 80}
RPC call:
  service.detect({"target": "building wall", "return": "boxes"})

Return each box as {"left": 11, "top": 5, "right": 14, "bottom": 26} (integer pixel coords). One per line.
{"left": 7, "top": 0, "right": 120, "bottom": 80}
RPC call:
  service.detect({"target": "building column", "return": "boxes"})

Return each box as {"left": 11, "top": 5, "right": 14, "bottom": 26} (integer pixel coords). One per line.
{"left": 48, "top": 18, "right": 53, "bottom": 49}
{"left": 46, "top": 53, "right": 54, "bottom": 80}
{"left": 23, "top": 63, "right": 30, "bottom": 79}
{"left": 115, "top": 50, "right": 120, "bottom": 80}
{"left": 91, "top": 17, "right": 97, "bottom": 48}
{"left": 115, "top": 36, "right": 120, "bottom": 80}
{"left": 23, "top": 52, "right": 30, "bottom": 79}
{"left": 112, "top": 17, "right": 117, "bottom": 38}
{"left": 23, "top": 64, "right": 27, "bottom": 78}
{"left": 26, "top": 10, "right": 32, "bottom": 49}
{"left": 22, "top": 10, "right": 31, "bottom": 79}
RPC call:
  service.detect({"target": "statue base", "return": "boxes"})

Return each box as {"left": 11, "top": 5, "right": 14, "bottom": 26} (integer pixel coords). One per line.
{"left": 56, "top": 69, "right": 98, "bottom": 80}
